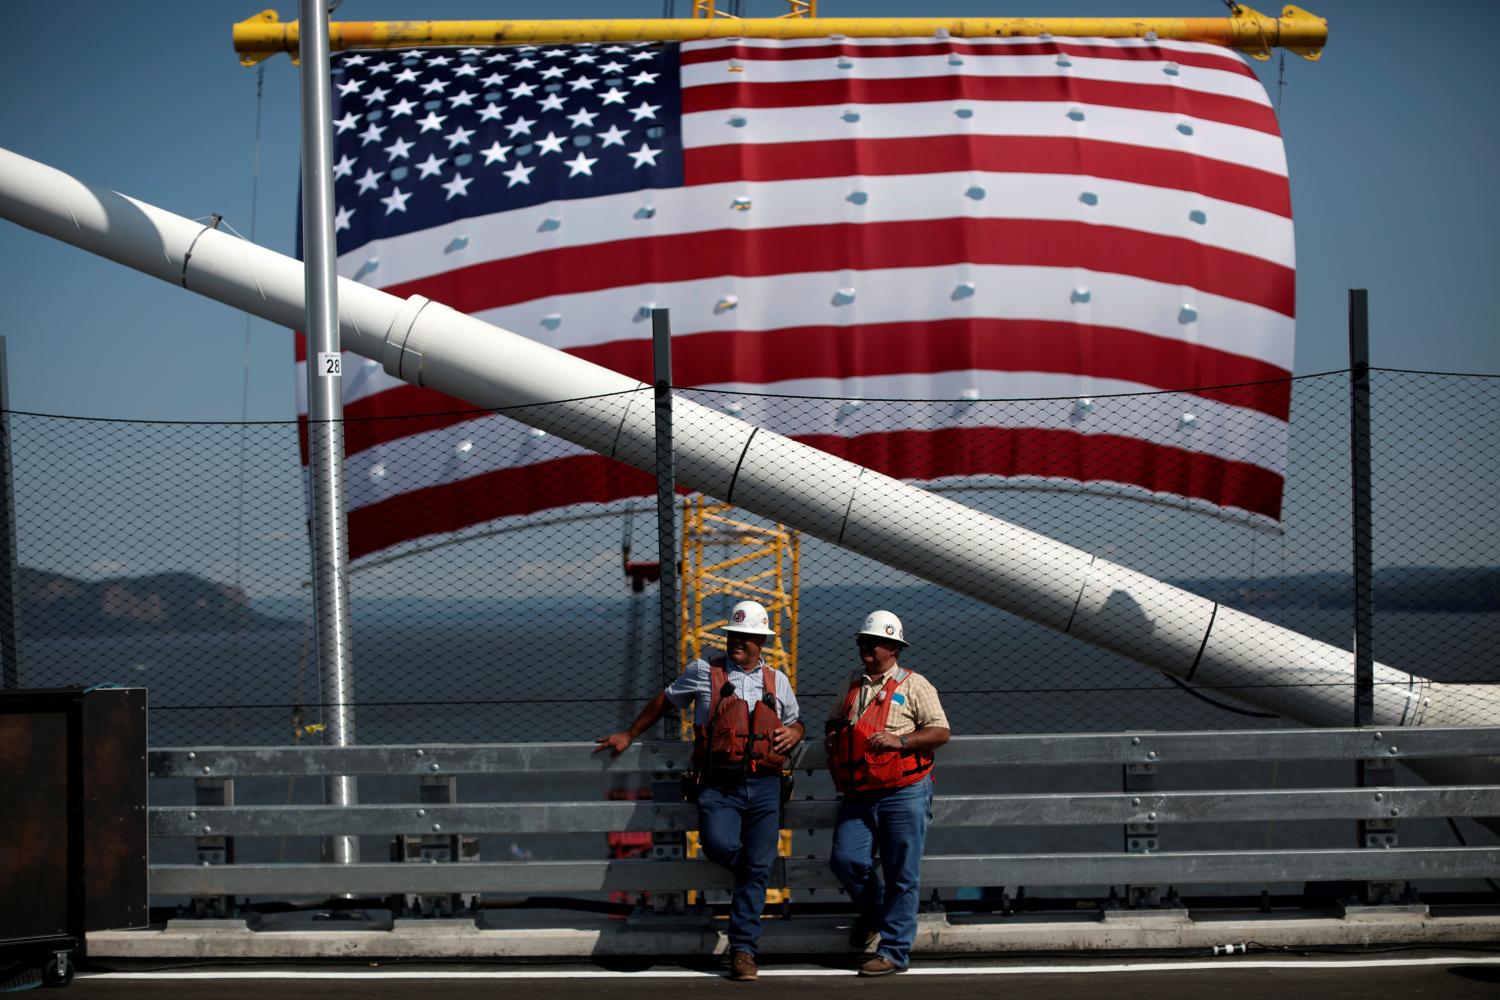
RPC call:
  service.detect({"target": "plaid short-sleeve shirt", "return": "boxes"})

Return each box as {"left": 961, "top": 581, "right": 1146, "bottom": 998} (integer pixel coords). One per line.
{"left": 827, "top": 666, "right": 949, "bottom": 736}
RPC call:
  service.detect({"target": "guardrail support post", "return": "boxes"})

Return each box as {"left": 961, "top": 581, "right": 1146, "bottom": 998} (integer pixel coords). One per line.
{"left": 192, "top": 777, "right": 235, "bottom": 919}
{"left": 392, "top": 773, "right": 478, "bottom": 918}
{"left": 641, "top": 768, "right": 691, "bottom": 919}
{"left": 1352, "top": 753, "right": 1412, "bottom": 911}
{"left": 1118, "top": 758, "right": 1180, "bottom": 913}
{"left": 1122, "top": 762, "right": 1159, "bottom": 907}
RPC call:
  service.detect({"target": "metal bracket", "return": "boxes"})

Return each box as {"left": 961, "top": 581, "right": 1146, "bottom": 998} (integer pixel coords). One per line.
{"left": 1356, "top": 756, "right": 1406, "bottom": 906}
{"left": 1122, "top": 761, "right": 1169, "bottom": 910}
{"left": 392, "top": 774, "right": 478, "bottom": 917}
{"left": 191, "top": 776, "right": 235, "bottom": 919}
{"left": 645, "top": 769, "right": 689, "bottom": 916}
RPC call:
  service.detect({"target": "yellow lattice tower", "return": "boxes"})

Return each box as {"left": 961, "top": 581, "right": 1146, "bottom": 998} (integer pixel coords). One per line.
{"left": 679, "top": 497, "right": 799, "bottom": 686}
{"left": 679, "top": 496, "right": 800, "bottom": 905}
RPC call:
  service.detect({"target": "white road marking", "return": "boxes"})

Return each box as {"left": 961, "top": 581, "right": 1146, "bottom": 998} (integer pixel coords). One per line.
{"left": 86, "top": 956, "right": 1500, "bottom": 981}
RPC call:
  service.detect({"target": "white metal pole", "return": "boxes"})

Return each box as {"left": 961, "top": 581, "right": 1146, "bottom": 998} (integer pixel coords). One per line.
{"left": 299, "top": 0, "right": 358, "bottom": 867}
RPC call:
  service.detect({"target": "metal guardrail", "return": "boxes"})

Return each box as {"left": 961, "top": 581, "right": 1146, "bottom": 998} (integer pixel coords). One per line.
{"left": 150, "top": 787, "right": 1500, "bottom": 838}
{"left": 147, "top": 728, "right": 1500, "bottom": 900}
{"left": 151, "top": 848, "right": 1500, "bottom": 897}
{"left": 149, "top": 727, "right": 1500, "bottom": 777}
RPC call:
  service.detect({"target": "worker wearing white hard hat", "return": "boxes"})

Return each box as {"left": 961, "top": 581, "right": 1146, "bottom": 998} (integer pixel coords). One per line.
{"left": 595, "top": 599, "right": 802, "bottom": 981}
{"left": 856, "top": 608, "right": 908, "bottom": 647}
{"left": 824, "top": 610, "right": 949, "bottom": 978}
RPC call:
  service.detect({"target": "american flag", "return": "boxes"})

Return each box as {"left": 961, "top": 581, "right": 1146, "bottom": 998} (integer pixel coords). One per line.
{"left": 299, "top": 36, "right": 1294, "bottom": 559}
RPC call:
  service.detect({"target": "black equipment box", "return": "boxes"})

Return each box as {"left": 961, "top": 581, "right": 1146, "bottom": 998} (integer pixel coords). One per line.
{"left": 0, "top": 686, "right": 148, "bottom": 982}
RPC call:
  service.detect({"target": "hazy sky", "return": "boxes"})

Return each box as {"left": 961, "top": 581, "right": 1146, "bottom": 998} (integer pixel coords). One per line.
{"left": 1, "top": 0, "right": 1495, "bottom": 423}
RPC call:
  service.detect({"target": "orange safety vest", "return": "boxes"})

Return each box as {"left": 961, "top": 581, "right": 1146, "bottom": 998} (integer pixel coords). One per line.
{"left": 828, "top": 667, "right": 934, "bottom": 794}
{"left": 691, "top": 659, "right": 788, "bottom": 776}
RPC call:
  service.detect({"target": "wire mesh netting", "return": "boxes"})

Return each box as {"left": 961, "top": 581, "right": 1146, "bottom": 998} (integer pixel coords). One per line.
{"left": 6, "top": 369, "right": 1497, "bottom": 746}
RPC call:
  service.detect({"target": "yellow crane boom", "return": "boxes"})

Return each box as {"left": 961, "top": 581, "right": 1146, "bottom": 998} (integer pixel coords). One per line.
{"left": 233, "top": 4, "right": 1325, "bottom": 66}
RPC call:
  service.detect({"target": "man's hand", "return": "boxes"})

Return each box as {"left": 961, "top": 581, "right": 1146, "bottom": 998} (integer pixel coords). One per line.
{"left": 594, "top": 731, "right": 633, "bottom": 756}
{"left": 865, "top": 731, "right": 902, "bottom": 752}
{"left": 771, "top": 724, "right": 803, "bottom": 755}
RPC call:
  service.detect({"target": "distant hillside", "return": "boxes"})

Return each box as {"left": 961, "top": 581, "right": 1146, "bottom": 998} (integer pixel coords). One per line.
{"left": 1169, "top": 566, "right": 1500, "bottom": 613}
{"left": 19, "top": 567, "right": 290, "bottom": 638}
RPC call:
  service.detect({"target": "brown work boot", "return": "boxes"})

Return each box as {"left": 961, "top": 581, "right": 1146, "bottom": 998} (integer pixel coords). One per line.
{"left": 729, "top": 951, "right": 759, "bottom": 981}
{"left": 858, "top": 955, "right": 904, "bottom": 977}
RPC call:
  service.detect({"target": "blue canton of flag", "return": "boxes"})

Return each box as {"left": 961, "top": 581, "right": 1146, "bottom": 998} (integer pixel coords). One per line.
{"left": 329, "top": 43, "right": 683, "bottom": 253}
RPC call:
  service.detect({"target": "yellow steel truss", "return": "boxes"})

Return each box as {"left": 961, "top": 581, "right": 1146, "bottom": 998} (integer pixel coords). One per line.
{"left": 233, "top": 5, "right": 1326, "bottom": 66}
{"left": 678, "top": 496, "right": 799, "bottom": 691}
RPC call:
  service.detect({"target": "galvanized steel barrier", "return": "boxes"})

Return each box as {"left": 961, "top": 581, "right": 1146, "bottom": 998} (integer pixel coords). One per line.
{"left": 147, "top": 727, "right": 1500, "bottom": 901}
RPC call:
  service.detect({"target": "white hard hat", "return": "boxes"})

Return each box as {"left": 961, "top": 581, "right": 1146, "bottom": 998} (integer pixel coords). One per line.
{"left": 856, "top": 609, "right": 908, "bottom": 647}
{"left": 722, "top": 599, "right": 775, "bottom": 637}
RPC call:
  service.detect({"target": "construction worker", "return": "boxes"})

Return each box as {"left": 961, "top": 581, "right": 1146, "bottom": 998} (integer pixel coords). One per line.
{"left": 595, "top": 599, "right": 803, "bottom": 982}
{"left": 824, "top": 610, "right": 950, "bottom": 977}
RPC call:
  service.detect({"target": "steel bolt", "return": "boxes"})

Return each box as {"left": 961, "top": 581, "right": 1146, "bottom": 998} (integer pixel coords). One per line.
{"left": 1147, "top": 750, "right": 1158, "bottom": 760}
{"left": 1391, "top": 807, "right": 1400, "bottom": 817}
{"left": 431, "top": 762, "right": 441, "bottom": 772}
{"left": 188, "top": 752, "right": 197, "bottom": 760}
{"left": 417, "top": 809, "right": 426, "bottom": 817}
{"left": 202, "top": 825, "right": 212, "bottom": 833}
{"left": 188, "top": 811, "right": 197, "bottom": 820}
{"left": 1389, "top": 746, "right": 1399, "bottom": 755}
{"left": 432, "top": 823, "right": 442, "bottom": 832}
{"left": 415, "top": 749, "right": 425, "bottom": 757}
{"left": 1374, "top": 793, "right": 1383, "bottom": 802}
{"left": 202, "top": 765, "right": 211, "bottom": 774}
{"left": 1373, "top": 732, "right": 1383, "bottom": 741}
{"left": 1131, "top": 797, "right": 1141, "bottom": 807}
{"left": 1149, "top": 812, "right": 1158, "bottom": 822}
{"left": 1131, "top": 737, "right": 1141, "bottom": 745}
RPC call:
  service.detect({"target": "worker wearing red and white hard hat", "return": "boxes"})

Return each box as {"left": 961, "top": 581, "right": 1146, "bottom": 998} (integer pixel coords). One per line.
{"left": 595, "top": 599, "right": 803, "bottom": 982}
{"left": 824, "top": 609, "right": 949, "bottom": 977}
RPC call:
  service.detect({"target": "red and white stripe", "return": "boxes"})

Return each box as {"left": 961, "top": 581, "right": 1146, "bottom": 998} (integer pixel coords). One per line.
{"left": 300, "top": 36, "right": 1295, "bottom": 559}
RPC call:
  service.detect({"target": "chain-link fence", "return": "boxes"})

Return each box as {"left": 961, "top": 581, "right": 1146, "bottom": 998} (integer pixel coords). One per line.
{"left": 5, "top": 369, "right": 1498, "bottom": 746}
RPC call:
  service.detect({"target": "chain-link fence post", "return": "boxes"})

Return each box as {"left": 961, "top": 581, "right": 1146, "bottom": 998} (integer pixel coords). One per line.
{"left": 1350, "top": 289, "right": 1374, "bottom": 728}
{"left": 0, "top": 337, "right": 21, "bottom": 690}
{"left": 652, "top": 307, "right": 680, "bottom": 739}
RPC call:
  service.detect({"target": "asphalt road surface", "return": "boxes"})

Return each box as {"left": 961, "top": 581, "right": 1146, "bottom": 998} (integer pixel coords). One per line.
{"left": 48, "top": 954, "right": 1500, "bottom": 999}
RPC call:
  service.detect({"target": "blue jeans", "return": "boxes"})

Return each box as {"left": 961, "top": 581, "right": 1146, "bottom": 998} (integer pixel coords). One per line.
{"left": 829, "top": 775, "right": 935, "bottom": 968}
{"left": 696, "top": 774, "right": 782, "bottom": 956}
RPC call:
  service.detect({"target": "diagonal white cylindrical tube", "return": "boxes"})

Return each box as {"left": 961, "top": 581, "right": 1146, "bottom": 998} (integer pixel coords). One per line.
{"left": 0, "top": 145, "right": 1490, "bottom": 737}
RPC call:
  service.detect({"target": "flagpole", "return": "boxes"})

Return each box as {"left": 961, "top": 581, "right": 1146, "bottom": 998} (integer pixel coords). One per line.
{"left": 299, "top": 0, "right": 360, "bottom": 867}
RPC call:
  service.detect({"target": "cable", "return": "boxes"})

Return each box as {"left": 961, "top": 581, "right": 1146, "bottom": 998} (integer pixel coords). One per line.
{"left": 233, "top": 64, "right": 266, "bottom": 606}
{"left": 1275, "top": 49, "right": 1287, "bottom": 116}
